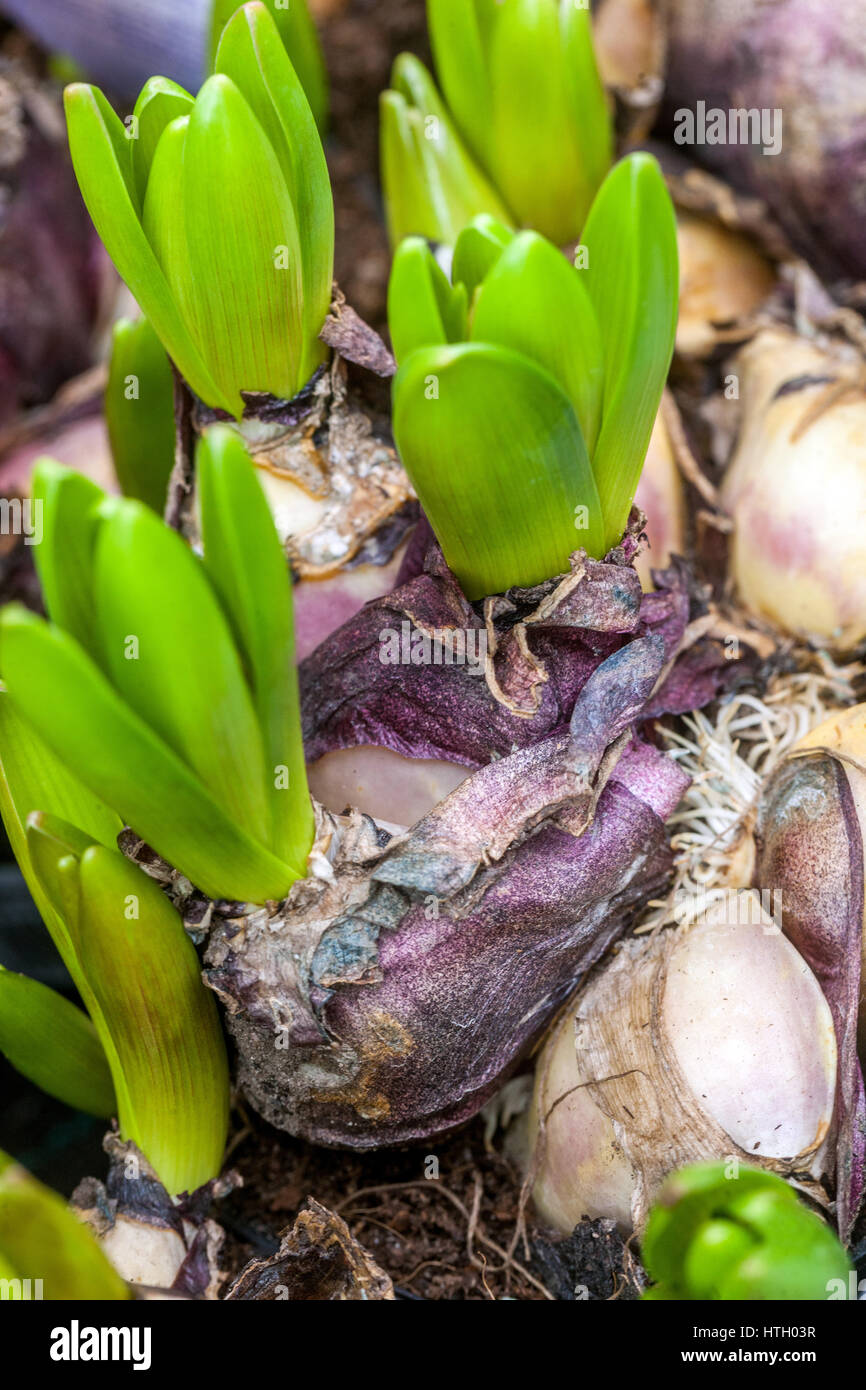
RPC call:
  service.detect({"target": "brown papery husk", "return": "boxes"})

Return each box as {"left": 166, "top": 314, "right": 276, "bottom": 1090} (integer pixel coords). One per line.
{"left": 165, "top": 290, "right": 415, "bottom": 585}
{"left": 70, "top": 1133, "right": 236, "bottom": 1299}
{"left": 225, "top": 1198, "right": 395, "bottom": 1301}
{"left": 755, "top": 706, "right": 866, "bottom": 1239}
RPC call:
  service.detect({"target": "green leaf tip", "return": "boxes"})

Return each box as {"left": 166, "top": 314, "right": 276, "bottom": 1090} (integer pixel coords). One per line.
{"left": 0, "top": 969, "right": 116, "bottom": 1118}
{"left": 642, "top": 1163, "right": 853, "bottom": 1301}
{"left": 0, "top": 1150, "right": 130, "bottom": 1299}
{"left": 382, "top": 0, "right": 612, "bottom": 247}
{"left": 393, "top": 341, "right": 601, "bottom": 600}
{"left": 65, "top": 1, "right": 333, "bottom": 415}
{"left": 389, "top": 156, "right": 678, "bottom": 596}
{"left": 0, "top": 440, "right": 314, "bottom": 905}
{"left": 380, "top": 54, "right": 512, "bottom": 249}
{"left": 209, "top": 0, "right": 329, "bottom": 134}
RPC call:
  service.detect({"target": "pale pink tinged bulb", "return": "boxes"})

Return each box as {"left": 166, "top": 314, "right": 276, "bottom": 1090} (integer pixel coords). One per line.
{"left": 253, "top": 460, "right": 411, "bottom": 659}
{"left": 665, "top": 899, "right": 837, "bottom": 1161}
{"left": 721, "top": 329, "right": 866, "bottom": 648}
{"left": 293, "top": 544, "right": 409, "bottom": 661}
{"left": 529, "top": 893, "right": 836, "bottom": 1235}
{"left": 529, "top": 1007, "right": 636, "bottom": 1234}
{"left": 634, "top": 408, "right": 686, "bottom": 590}
{"left": 307, "top": 744, "right": 470, "bottom": 827}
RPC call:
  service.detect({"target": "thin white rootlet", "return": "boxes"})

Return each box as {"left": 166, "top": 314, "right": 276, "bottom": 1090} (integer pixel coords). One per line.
{"left": 636, "top": 656, "right": 863, "bottom": 934}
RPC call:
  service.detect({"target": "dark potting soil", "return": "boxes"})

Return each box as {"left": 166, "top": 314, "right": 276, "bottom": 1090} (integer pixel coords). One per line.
{"left": 217, "top": 1108, "right": 645, "bottom": 1301}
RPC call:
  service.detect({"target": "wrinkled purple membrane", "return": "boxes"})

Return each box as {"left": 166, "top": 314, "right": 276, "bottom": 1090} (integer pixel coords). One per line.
{"left": 301, "top": 536, "right": 736, "bottom": 770}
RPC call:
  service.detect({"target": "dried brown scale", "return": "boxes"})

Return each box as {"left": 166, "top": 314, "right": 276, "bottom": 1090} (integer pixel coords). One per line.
{"left": 225, "top": 1198, "right": 395, "bottom": 1301}
{"left": 755, "top": 751, "right": 866, "bottom": 1238}
{"left": 300, "top": 531, "right": 749, "bottom": 777}
{"left": 166, "top": 292, "right": 412, "bottom": 580}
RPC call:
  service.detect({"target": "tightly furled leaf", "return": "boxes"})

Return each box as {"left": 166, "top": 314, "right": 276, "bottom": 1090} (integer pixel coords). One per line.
{"left": 382, "top": 0, "right": 612, "bottom": 247}
{"left": 0, "top": 701, "right": 228, "bottom": 1196}
{"left": 642, "top": 1164, "right": 852, "bottom": 1300}
{"left": 0, "top": 1151, "right": 130, "bottom": 1300}
{"left": 27, "top": 815, "right": 230, "bottom": 1197}
{"left": 105, "top": 315, "right": 176, "bottom": 514}
{"left": 0, "top": 427, "right": 314, "bottom": 902}
{"left": 209, "top": 0, "right": 328, "bottom": 133}
{"left": 65, "top": 2, "right": 333, "bottom": 416}
{"left": 389, "top": 156, "right": 678, "bottom": 596}
{"left": 380, "top": 55, "right": 511, "bottom": 249}
{"left": 581, "top": 153, "right": 680, "bottom": 549}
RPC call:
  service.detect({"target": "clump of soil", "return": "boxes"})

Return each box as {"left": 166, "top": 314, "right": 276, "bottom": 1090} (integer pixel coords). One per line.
{"left": 531, "top": 1220, "right": 646, "bottom": 1301}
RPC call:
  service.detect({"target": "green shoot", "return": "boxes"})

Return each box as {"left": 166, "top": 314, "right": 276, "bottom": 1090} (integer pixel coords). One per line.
{"left": 65, "top": 2, "right": 333, "bottom": 416}
{"left": 0, "top": 428, "right": 314, "bottom": 903}
{"left": 389, "top": 155, "right": 678, "bottom": 596}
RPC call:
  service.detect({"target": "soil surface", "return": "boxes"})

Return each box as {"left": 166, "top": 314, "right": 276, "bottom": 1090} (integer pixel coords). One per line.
{"left": 218, "top": 1105, "right": 644, "bottom": 1301}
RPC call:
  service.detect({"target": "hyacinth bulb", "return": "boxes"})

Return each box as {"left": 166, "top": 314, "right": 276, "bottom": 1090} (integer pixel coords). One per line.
{"left": 721, "top": 328, "right": 866, "bottom": 649}
{"left": 754, "top": 701, "right": 866, "bottom": 1235}
{"left": 206, "top": 636, "right": 692, "bottom": 1147}
{"left": 529, "top": 893, "right": 837, "bottom": 1235}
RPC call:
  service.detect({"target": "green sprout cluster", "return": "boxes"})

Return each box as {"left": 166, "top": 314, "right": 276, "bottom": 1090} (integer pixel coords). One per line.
{"left": 65, "top": 1, "right": 334, "bottom": 417}
{"left": 382, "top": 0, "right": 612, "bottom": 248}
{"left": 642, "top": 1164, "right": 853, "bottom": 1301}
{"left": 389, "top": 154, "right": 678, "bottom": 598}
{"left": 0, "top": 0, "right": 722, "bottom": 1279}
{"left": 0, "top": 427, "right": 314, "bottom": 905}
